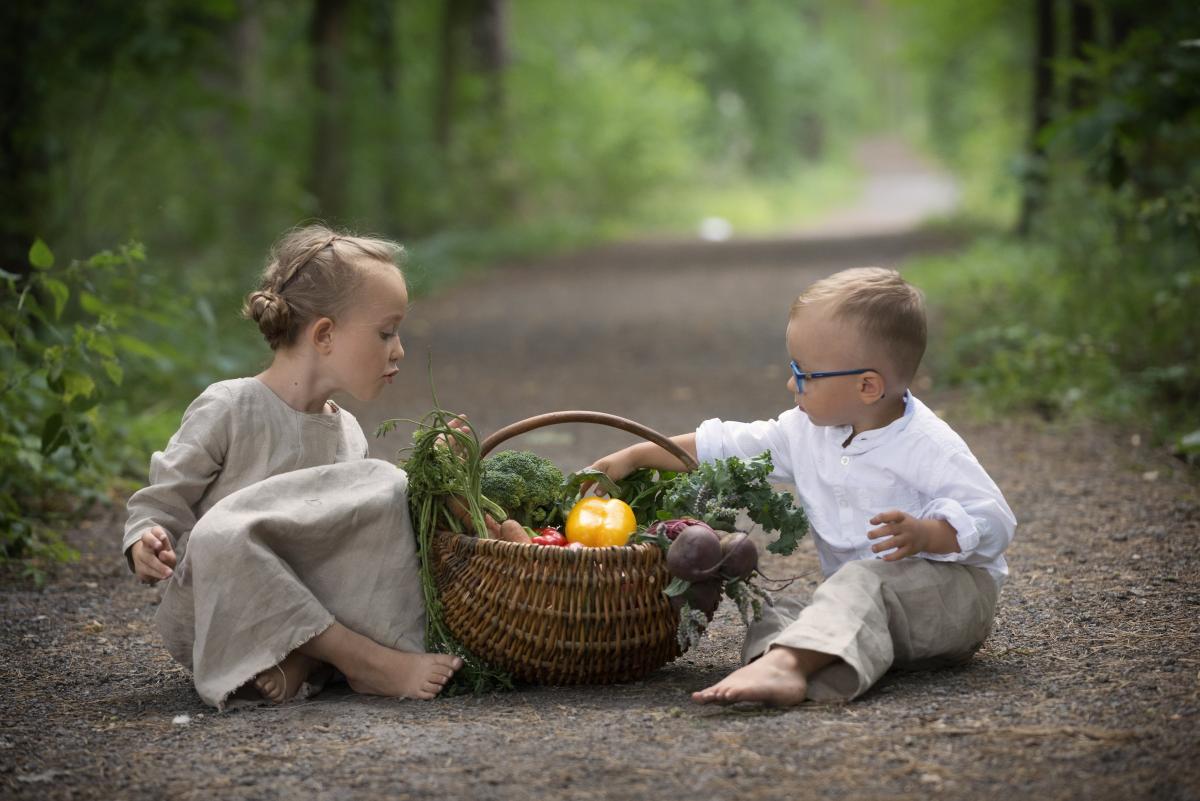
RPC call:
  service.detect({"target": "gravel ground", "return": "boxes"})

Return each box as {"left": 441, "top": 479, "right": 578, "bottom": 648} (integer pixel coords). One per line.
{"left": 3, "top": 144, "right": 1197, "bottom": 800}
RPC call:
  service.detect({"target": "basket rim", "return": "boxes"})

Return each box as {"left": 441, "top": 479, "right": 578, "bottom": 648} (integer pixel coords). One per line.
{"left": 434, "top": 527, "right": 663, "bottom": 559}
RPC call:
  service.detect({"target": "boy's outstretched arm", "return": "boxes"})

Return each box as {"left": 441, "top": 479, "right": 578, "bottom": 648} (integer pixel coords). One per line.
{"left": 590, "top": 433, "right": 698, "bottom": 482}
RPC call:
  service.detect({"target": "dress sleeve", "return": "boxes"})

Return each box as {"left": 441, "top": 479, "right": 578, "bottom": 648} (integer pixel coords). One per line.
{"left": 122, "top": 386, "right": 233, "bottom": 570}
{"left": 917, "top": 449, "right": 1016, "bottom": 566}
{"left": 693, "top": 408, "right": 800, "bottom": 483}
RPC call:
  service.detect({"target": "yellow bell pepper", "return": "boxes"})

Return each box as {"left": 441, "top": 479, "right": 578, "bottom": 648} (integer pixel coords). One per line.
{"left": 565, "top": 497, "right": 637, "bottom": 547}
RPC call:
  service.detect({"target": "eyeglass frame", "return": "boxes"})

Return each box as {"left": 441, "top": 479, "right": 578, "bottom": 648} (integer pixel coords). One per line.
{"left": 789, "top": 360, "right": 877, "bottom": 395}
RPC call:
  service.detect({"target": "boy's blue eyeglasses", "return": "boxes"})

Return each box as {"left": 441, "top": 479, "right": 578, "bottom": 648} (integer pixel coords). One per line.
{"left": 789, "top": 360, "right": 875, "bottom": 394}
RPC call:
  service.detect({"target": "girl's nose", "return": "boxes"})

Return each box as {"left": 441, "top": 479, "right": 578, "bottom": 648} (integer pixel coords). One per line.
{"left": 392, "top": 339, "right": 405, "bottom": 361}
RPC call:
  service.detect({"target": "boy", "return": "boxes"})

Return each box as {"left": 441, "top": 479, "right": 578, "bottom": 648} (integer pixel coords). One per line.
{"left": 590, "top": 267, "right": 1015, "bottom": 704}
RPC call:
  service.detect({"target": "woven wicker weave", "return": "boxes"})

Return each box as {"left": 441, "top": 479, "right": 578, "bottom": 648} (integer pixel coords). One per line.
{"left": 430, "top": 411, "right": 699, "bottom": 685}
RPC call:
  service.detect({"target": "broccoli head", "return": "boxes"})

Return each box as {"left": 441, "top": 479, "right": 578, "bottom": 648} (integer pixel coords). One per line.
{"left": 480, "top": 450, "right": 564, "bottom": 527}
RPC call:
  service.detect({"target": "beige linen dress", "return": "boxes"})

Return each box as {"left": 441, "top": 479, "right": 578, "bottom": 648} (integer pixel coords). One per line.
{"left": 124, "top": 378, "right": 425, "bottom": 709}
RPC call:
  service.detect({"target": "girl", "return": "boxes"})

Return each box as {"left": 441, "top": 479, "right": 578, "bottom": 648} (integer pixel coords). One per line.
{"left": 123, "top": 224, "right": 462, "bottom": 709}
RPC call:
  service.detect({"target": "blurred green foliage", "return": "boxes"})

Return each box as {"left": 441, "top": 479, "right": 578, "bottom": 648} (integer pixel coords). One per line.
{"left": 7, "top": 0, "right": 1197, "bottom": 567}
{"left": 0, "top": 239, "right": 190, "bottom": 576}
{"left": 908, "top": 1, "right": 1200, "bottom": 456}
{"left": 1, "top": 0, "right": 881, "bottom": 561}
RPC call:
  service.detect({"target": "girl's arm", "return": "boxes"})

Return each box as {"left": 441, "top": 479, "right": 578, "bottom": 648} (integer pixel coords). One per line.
{"left": 123, "top": 386, "right": 232, "bottom": 573}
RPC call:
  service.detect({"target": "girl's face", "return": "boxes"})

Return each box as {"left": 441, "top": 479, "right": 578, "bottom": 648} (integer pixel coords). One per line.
{"left": 784, "top": 308, "right": 871, "bottom": 427}
{"left": 327, "top": 269, "right": 408, "bottom": 402}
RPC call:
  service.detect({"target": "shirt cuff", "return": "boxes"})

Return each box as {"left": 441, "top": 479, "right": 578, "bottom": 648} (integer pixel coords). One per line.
{"left": 693, "top": 418, "right": 727, "bottom": 465}
{"left": 918, "top": 498, "right": 980, "bottom": 562}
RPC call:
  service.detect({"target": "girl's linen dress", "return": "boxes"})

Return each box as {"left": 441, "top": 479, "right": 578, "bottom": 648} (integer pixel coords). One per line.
{"left": 124, "top": 378, "right": 425, "bottom": 709}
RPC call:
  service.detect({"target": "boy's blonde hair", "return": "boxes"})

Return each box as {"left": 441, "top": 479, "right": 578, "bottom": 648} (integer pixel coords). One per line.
{"left": 790, "top": 266, "right": 927, "bottom": 385}
{"left": 243, "top": 224, "right": 405, "bottom": 350}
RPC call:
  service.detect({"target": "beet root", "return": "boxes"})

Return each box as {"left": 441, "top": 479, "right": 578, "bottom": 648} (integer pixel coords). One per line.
{"left": 666, "top": 525, "right": 723, "bottom": 582}
{"left": 685, "top": 578, "right": 722, "bottom": 619}
{"left": 668, "top": 577, "right": 722, "bottom": 620}
{"left": 648, "top": 518, "right": 711, "bottom": 541}
{"left": 717, "top": 532, "right": 759, "bottom": 580}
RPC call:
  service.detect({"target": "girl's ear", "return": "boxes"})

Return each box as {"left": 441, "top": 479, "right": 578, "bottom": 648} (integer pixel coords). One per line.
{"left": 859, "top": 370, "right": 887, "bottom": 404}
{"left": 310, "top": 317, "right": 336, "bottom": 354}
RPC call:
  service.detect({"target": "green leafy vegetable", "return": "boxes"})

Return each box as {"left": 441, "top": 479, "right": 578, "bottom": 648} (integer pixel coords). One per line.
{"left": 382, "top": 404, "right": 513, "bottom": 695}
{"left": 480, "top": 450, "right": 564, "bottom": 527}
{"left": 634, "top": 453, "right": 808, "bottom": 555}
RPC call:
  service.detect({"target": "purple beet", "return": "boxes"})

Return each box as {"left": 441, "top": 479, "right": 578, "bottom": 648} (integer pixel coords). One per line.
{"left": 717, "top": 532, "right": 759, "bottom": 581}
{"left": 668, "top": 578, "right": 722, "bottom": 621}
{"left": 685, "top": 578, "right": 722, "bottom": 619}
{"left": 666, "top": 525, "right": 723, "bottom": 582}
{"left": 648, "top": 518, "right": 711, "bottom": 541}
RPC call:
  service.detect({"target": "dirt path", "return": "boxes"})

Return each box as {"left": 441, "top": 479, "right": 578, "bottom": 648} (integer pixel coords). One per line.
{"left": 3, "top": 141, "right": 1197, "bottom": 801}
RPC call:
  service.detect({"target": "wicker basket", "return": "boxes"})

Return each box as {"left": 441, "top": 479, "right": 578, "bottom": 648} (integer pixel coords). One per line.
{"left": 429, "top": 411, "right": 699, "bottom": 685}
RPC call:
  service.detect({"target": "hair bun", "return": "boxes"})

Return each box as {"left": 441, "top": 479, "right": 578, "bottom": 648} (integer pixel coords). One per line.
{"left": 243, "top": 289, "right": 292, "bottom": 348}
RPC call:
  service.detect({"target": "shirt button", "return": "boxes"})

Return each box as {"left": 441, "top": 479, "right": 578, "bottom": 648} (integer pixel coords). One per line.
{"left": 840, "top": 456, "right": 850, "bottom": 466}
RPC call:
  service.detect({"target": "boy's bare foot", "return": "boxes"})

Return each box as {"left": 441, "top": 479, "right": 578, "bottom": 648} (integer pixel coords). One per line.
{"left": 253, "top": 651, "right": 323, "bottom": 703}
{"left": 298, "top": 622, "right": 463, "bottom": 700}
{"left": 692, "top": 646, "right": 812, "bottom": 706}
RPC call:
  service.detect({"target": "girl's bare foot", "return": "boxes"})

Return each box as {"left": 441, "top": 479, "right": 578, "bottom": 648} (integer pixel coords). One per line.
{"left": 253, "top": 651, "right": 324, "bottom": 703}
{"left": 692, "top": 646, "right": 813, "bottom": 706}
{"left": 298, "top": 622, "right": 463, "bottom": 701}
{"left": 344, "top": 648, "right": 463, "bottom": 700}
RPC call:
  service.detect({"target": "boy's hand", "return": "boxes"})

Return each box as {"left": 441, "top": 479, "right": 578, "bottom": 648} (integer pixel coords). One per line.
{"left": 867, "top": 512, "right": 958, "bottom": 561}
{"left": 581, "top": 448, "right": 638, "bottom": 495}
{"left": 131, "top": 526, "right": 176, "bottom": 583}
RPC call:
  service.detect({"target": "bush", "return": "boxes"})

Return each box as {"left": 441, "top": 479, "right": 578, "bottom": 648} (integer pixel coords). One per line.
{"left": 911, "top": 181, "right": 1199, "bottom": 448}
{"left": 0, "top": 240, "right": 172, "bottom": 576}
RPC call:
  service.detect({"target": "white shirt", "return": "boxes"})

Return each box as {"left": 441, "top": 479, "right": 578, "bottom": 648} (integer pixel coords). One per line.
{"left": 695, "top": 393, "right": 1016, "bottom": 588}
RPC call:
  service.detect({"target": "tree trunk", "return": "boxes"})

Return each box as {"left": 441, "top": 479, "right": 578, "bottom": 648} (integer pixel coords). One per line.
{"left": 434, "top": 0, "right": 462, "bottom": 153}
{"left": 468, "top": 0, "right": 506, "bottom": 117}
{"left": 310, "top": 0, "right": 350, "bottom": 223}
{"left": 1068, "top": 1, "right": 1096, "bottom": 109}
{"left": 0, "top": 4, "right": 46, "bottom": 280}
{"left": 371, "top": 0, "right": 401, "bottom": 230}
{"left": 1017, "top": 0, "right": 1056, "bottom": 236}
{"left": 435, "top": 0, "right": 506, "bottom": 154}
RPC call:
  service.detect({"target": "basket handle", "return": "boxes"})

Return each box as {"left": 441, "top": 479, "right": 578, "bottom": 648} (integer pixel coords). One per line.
{"left": 479, "top": 411, "right": 699, "bottom": 471}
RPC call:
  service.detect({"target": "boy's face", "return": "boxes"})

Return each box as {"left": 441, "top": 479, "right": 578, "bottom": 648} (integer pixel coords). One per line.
{"left": 785, "top": 306, "right": 881, "bottom": 427}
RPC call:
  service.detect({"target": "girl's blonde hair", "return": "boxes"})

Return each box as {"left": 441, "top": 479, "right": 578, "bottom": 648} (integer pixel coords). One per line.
{"left": 242, "top": 224, "right": 405, "bottom": 350}
{"left": 790, "top": 266, "right": 927, "bottom": 385}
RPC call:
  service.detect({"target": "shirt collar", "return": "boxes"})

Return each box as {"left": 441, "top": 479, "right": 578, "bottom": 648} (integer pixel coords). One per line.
{"left": 828, "top": 391, "right": 916, "bottom": 454}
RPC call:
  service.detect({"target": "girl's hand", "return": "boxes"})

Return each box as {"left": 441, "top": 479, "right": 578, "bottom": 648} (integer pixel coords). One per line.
{"left": 131, "top": 526, "right": 176, "bottom": 583}
{"left": 867, "top": 512, "right": 958, "bottom": 560}
{"left": 436, "top": 415, "right": 473, "bottom": 457}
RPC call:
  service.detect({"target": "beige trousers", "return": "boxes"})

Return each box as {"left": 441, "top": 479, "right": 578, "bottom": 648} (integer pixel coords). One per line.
{"left": 743, "top": 558, "right": 999, "bottom": 702}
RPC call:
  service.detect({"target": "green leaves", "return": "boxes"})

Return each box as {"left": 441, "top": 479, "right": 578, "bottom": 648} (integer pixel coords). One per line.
{"left": 28, "top": 239, "right": 54, "bottom": 270}
{"left": 2, "top": 238, "right": 152, "bottom": 567}
{"left": 657, "top": 453, "right": 808, "bottom": 555}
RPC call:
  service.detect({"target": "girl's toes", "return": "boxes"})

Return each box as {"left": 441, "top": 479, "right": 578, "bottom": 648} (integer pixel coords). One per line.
{"left": 254, "top": 673, "right": 282, "bottom": 702}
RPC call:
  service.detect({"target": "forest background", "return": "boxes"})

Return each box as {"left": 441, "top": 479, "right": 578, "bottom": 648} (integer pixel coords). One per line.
{"left": 1, "top": 0, "right": 1197, "bottom": 574}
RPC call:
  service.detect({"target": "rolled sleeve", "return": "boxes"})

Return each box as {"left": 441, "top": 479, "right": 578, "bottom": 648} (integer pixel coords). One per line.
{"left": 918, "top": 497, "right": 980, "bottom": 562}
{"left": 694, "top": 413, "right": 797, "bottom": 483}
{"left": 916, "top": 450, "right": 1016, "bottom": 568}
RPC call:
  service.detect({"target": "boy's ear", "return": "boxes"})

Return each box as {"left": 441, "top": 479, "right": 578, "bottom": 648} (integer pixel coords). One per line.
{"left": 310, "top": 317, "right": 336, "bottom": 353}
{"left": 858, "top": 370, "right": 887, "bottom": 404}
